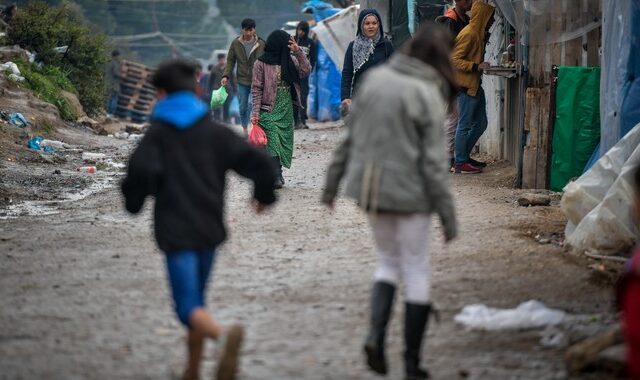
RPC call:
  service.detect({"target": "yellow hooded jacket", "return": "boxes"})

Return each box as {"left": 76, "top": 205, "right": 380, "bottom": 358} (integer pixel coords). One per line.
{"left": 451, "top": 1, "right": 495, "bottom": 96}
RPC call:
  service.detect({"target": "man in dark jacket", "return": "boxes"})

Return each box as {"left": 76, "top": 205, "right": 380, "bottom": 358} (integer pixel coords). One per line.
{"left": 222, "top": 18, "right": 266, "bottom": 136}
{"left": 105, "top": 50, "right": 122, "bottom": 116}
{"left": 294, "top": 20, "right": 317, "bottom": 129}
{"left": 122, "top": 59, "right": 277, "bottom": 380}
{"left": 209, "top": 54, "right": 236, "bottom": 123}
{"left": 439, "top": 0, "right": 472, "bottom": 38}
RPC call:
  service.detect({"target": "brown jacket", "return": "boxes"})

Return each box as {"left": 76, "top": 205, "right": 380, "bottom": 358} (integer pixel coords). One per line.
{"left": 223, "top": 36, "right": 266, "bottom": 86}
{"left": 251, "top": 49, "right": 311, "bottom": 118}
{"left": 451, "top": 1, "right": 495, "bottom": 96}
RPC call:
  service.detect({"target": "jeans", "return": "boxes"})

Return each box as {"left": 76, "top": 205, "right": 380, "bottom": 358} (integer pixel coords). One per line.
{"left": 237, "top": 84, "right": 252, "bottom": 129}
{"left": 454, "top": 87, "right": 487, "bottom": 164}
{"left": 107, "top": 93, "right": 119, "bottom": 115}
{"left": 165, "top": 250, "right": 215, "bottom": 327}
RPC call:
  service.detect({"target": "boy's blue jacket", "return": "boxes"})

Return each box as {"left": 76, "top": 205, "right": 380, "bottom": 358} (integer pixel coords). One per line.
{"left": 122, "top": 92, "right": 278, "bottom": 253}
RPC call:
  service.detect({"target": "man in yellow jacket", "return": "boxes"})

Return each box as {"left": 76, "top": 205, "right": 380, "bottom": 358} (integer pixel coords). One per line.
{"left": 451, "top": 1, "right": 495, "bottom": 174}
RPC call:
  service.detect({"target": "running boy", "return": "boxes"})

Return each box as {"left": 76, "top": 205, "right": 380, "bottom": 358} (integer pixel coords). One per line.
{"left": 122, "top": 59, "right": 278, "bottom": 380}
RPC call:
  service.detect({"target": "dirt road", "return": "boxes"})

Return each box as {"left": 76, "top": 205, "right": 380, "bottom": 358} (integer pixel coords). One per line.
{"left": 0, "top": 124, "right": 615, "bottom": 380}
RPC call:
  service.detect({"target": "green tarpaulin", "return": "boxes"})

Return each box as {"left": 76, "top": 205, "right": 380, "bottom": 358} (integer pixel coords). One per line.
{"left": 549, "top": 66, "right": 601, "bottom": 191}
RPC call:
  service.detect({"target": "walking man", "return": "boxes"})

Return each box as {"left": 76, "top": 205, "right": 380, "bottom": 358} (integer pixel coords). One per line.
{"left": 294, "top": 20, "right": 316, "bottom": 129}
{"left": 105, "top": 50, "right": 122, "bottom": 117}
{"left": 209, "top": 54, "right": 235, "bottom": 123}
{"left": 436, "top": 0, "right": 472, "bottom": 170}
{"left": 222, "top": 18, "right": 265, "bottom": 136}
{"left": 451, "top": 1, "right": 494, "bottom": 174}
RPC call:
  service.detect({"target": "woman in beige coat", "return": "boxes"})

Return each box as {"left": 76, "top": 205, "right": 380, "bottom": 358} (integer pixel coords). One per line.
{"left": 322, "top": 23, "right": 458, "bottom": 380}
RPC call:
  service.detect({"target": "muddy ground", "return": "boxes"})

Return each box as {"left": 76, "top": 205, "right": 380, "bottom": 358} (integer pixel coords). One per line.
{"left": 0, "top": 122, "right": 620, "bottom": 380}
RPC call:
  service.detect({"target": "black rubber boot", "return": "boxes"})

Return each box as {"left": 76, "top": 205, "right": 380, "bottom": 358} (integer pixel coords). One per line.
{"left": 272, "top": 157, "right": 283, "bottom": 189}
{"left": 364, "top": 282, "right": 396, "bottom": 375}
{"left": 404, "top": 303, "right": 431, "bottom": 380}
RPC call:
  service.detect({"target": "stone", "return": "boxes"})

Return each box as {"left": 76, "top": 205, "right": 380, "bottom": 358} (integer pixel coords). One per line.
{"left": 517, "top": 193, "right": 551, "bottom": 207}
{"left": 0, "top": 45, "right": 29, "bottom": 63}
{"left": 60, "top": 91, "right": 86, "bottom": 118}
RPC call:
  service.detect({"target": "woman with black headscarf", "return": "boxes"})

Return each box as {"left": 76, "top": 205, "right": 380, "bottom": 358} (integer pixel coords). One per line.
{"left": 251, "top": 30, "right": 311, "bottom": 189}
{"left": 341, "top": 9, "right": 394, "bottom": 112}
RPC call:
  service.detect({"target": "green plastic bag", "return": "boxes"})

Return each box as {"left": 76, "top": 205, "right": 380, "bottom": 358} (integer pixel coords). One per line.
{"left": 549, "top": 66, "right": 601, "bottom": 192}
{"left": 210, "top": 86, "right": 228, "bottom": 109}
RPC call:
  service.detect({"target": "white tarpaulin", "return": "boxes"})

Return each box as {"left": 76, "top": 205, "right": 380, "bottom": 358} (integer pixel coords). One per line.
{"left": 562, "top": 123, "right": 640, "bottom": 254}
{"left": 313, "top": 5, "right": 359, "bottom": 71}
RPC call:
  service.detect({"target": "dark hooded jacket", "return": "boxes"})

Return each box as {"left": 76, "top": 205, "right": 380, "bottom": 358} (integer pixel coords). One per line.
{"left": 341, "top": 9, "right": 394, "bottom": 101}
{"left": 122, "top": 91, "right": 277, "bottom": 253}
{"left": 295, "top": 21, "right": 317, "bottom": 70}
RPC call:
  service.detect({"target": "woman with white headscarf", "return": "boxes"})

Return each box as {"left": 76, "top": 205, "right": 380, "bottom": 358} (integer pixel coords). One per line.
{"left": 340, "top": 8, "right": 394, "bottom": 112}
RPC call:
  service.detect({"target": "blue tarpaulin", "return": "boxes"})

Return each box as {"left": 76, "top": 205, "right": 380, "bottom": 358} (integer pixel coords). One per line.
{"left": 303, "top": 0, "right": 342, "bottom": 121}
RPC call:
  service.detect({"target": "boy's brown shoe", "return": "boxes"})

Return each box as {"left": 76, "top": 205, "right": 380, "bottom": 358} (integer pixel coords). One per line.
{"left": 216, "top": 324, "right": 244, "bottom": 380}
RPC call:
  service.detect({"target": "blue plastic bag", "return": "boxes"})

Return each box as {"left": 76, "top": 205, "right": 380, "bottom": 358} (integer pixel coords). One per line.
{"left": 9, "top": 112, "right": 28, "bottom": 128}
{"left": 27, "top": 136, "right": 44, "bottom": 150}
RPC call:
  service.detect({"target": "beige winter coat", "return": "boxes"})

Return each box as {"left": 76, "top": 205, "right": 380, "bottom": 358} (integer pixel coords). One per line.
{"left": 322, "top": 53, "right": 457, "bottom": 239}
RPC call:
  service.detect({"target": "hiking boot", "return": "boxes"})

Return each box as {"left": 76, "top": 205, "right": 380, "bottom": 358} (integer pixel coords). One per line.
{"left": 453, "top": 162, "right": 482, "bottom": 174}
{"left": 294, "top": 122, "right": 305, "bottom": 130}
{"left": 364, "top": 282, "right": 396, "bottom": 375}
{"left": 469, "top": 158, "right": 487, "bottom": 168}
{"left": 215, "top": 324, "right": 244, "bottom": 380}
{"left": 404, "top": 303, "right": 431, "bottom": 380}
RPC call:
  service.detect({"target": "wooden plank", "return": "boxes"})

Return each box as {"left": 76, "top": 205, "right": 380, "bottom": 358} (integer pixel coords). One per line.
{"left": 586, "top": 0, "right": 600, "bottom": 66}
{"left": 522, "top": 88, "right": 541, "bottom": 188}
{"left": 550, "top": 0, "right": 563, "bottom": 68}
{"left": 565, "top": 1, "right": 583, "bottom": 66}
{"left": 535, "top": 87, "right": 551, "bottom": 188}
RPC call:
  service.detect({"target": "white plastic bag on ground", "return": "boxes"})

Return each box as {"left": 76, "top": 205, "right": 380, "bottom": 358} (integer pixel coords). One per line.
{"left": 454, "top": 300, "right": 566, "bottom": 331}
{"left": 0, "top": 61, "right": 20, "bottom": 75}
{"left": 562, "top": 122, "right": 640, "bottom": 254}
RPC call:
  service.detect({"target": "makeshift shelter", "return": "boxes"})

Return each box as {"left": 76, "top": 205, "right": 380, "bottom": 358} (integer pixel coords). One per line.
{"left": 303, "top": 0, "right": 342, "bottom": 121}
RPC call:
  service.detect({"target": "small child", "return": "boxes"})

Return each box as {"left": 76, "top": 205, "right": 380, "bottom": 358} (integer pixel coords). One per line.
{"left": 122, "top": 59, "right": 278, "bottom": 380}
{"left": 618, "top": 165, "right": 640, "bottom": 379}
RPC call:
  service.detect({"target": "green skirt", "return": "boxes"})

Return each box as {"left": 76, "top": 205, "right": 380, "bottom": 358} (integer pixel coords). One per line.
{"left": 259, "top": 86, "right": 294, "bottom": 169}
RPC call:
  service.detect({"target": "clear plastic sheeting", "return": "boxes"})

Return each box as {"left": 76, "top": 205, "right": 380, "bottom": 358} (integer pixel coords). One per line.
{"left": 305, "top": 0, "right": 343, "bottom": 121}
{"left": 562, "top": 123, "right": 640, "bottom": 255}
{"left": 600, "top": 0, "right": 640, "bottom": 159}
{"left": 454, "top": 300, "right": 566, "bottom": 331}
{"left": 312, "top": 5, "right": 359, "bottom": 71}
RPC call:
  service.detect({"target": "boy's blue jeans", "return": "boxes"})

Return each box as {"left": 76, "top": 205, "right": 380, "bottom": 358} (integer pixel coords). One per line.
{"left": 454, "top": 87, "right": 488, "bottom": 164}
{"left": 165, "top": 250, "right": 215, "bottom": 327}
{"left": 237, "top": 84, "right": 252, "bottom": 129}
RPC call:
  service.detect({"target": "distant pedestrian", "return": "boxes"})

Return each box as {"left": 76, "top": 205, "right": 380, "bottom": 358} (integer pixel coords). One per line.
{"left": 451, "top": 1, "right": 494, "bottom": 174}
{"left": 209, "top": 54, "right": 236, "bottom": 122}
{"left": 617, "top": 165, "right": 640, "bottom": 380}
{"left": 293, "top": 20, "right": 316, "bottom": 129}
{"left": 323, "top": 22, "right": 458, "bottom": 380}
{"left": 436, "top": 0, "right": 472, "bottom": 170}
{"left": 341, "top": 9, "right": 394, "bottom": 114}
{"left": 222, "top": 18, "right": 265, "bottom": 136}
{"left": 122, "top": 59, "right": 278, "bottom": 380}
{"left": 199, "top": 63, "right": 213, "bottom": 105}
{"left": 105, "top": 50, "right": 122, "bottom": 117}
{"left": 251, "top": 30, "right": 311, "bottom": 189}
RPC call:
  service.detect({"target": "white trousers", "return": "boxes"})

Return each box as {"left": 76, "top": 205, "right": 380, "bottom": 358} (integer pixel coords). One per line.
{"left": 369, "top": 213, "right": 431, "bottom": 305}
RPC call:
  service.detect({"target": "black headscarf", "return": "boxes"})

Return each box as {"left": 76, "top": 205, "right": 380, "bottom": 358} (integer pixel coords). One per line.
{"left": 259, "top": 30, "right": 300, "bottom": 85}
